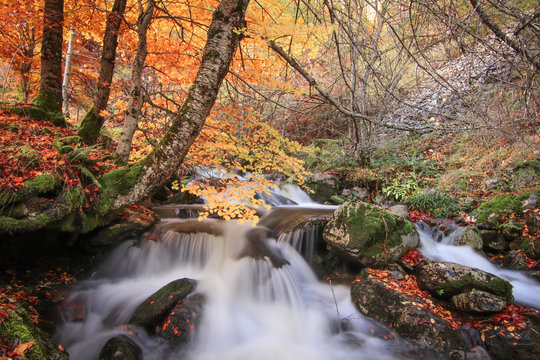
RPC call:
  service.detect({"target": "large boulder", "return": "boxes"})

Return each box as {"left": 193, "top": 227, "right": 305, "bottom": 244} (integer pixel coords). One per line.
{"left": 351, "top": 268, "right": 475, "bottom": 353}
{"left": 351, "top": 268, "right": 540, "bottom": 359}
{"left": 129, "top": 278, "right": 197, "bottom": 329}
{"left": 415, "top": 260, "right": 513, "bottom": 302}
{"left": 323, "top": 201, "right": 419, "bottom": 267}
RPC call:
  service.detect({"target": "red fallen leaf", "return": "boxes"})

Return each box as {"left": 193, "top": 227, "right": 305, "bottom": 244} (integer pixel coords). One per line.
{"left": 13, "top": 176, "right": 23, "bottom": 183}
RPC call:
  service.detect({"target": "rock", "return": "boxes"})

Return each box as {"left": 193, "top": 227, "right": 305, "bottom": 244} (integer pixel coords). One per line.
{"left": 130, "top": 278, "right": 197, "bottom": 328}
{"left": 387, "top": 205, "right": 409, "bottom": 219}
{"left": 323, "top": 201, "right": 419, "bottom": 268}
{"left": 87, "top": 208, "right": 157, "bottom": 248}
{"left": 351, "top": 268, "right": 540, "bottom": 360}
{"left": 485, "top": 178, "right": 499, "bottom": 189}
{"left": 450, "top": 227, "right": 483, "bottom": 250}
{"left": 522, "top": 193, "right": 538, "bottom": 210}
{"left": 479, "top": 229, "right": 509, "bottom": 252}
{"left": 99, "top": 335, "right": 142, "bottom": 360}
{"left": 351, "top": 268, "right": 475, "bottom": 352}
{"left": 451, "top": 289, "right": 506, "bottom": 314}
{"left": 237, "top": 227, "right": 290, "bottom": 268}
{"left": 305, "top": 172, "right": 341, "bottom": 203}
{"left": 502, "top": 250, "right": 528, "bottom": 270}
{"left": 501, "top": 218, "right": 522, "bottom": 242}
{"left": 157, "top": 293, "right": 205, "bottom": 343}
{"left": 415, "top": 260, "right": 513, "bottom": 302}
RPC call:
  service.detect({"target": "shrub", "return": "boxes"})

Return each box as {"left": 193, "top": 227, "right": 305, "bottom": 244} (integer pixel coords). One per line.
{"left": 406, "top": 191, "right": 461, "bottom": 217}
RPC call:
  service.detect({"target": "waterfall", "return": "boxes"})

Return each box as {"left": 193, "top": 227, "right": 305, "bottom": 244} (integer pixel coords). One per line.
{"left": 417, "top": 223, "right": 540, "bottom": 309}
{"left": 55, "top": 186, "right": 402, "bottom": 360}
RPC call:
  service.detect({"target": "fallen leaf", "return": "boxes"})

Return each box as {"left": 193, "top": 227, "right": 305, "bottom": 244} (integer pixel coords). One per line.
{"left": 11, "top": 341, "right": 35, "bottom": 356}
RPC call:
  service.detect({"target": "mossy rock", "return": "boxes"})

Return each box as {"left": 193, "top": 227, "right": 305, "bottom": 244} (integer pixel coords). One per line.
{"left": 323, "top": 201, "right": 419, "bottom": 267}
{"left": 24, "top": 174, "right": 62, "bottom": 195}
{"left": 0, "top": 305, "right": 68, "bottom": 360}
{"left": 475, "top": 190, "right": 538, "bottom": 227}
{"left": 77, "top": 108, "right": 102, "bottom": 145}
{"left": 510, "top": 237, "right": 540, "bottom": 260}
{"left": 415, "top": 260, "right": 513, "bottom": 302}
{"left": 129, "top": 278, "right": 197, "bottom": 329}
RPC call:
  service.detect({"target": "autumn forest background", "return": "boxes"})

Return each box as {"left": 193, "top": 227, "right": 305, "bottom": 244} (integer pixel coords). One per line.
{"left": 0, "top": 0, "right": 538, "bottom": 358}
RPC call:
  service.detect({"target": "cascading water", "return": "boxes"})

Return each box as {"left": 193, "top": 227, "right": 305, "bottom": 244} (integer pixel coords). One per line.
{"left": 56, "top": 186, "right": 404, "bottom": 360}
{"left": 417, "top": 222, "right": 540, "bottom": 309}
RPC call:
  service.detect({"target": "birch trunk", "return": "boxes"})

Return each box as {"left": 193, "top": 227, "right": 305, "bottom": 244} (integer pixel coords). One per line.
{"left": 115, "top": 0, "right": 155, "bottom": 164}
{"left": 107, "top": 0, "right": 250, "bottom": 209}
{"left": 62, "top": 28, "right": 75, "bottom": 117}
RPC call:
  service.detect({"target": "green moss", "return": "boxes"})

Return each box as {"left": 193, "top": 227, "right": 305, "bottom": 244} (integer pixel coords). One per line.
{"left": 475, "top": 191, "right": 533, "bottom": 225}
{"left": 97, "top": 162, "right": 145, "bottom": 215}
{"left": 59, "top": 145, "right": 74, "bottom": 154}
{"left": 60, "top": 186, "right": 86, "bottom": 209}
{"left": 0, "top": 213, "right": 53, "bottom": 234}
{"left": 33, "top": 90, "right": 61, "bottom": 113}
{"left": 511, "top": 237, "right": 540, "bottom": 259}
{"left": 0, "top": 189, "right": 21, "bottom": 206}
{"left": 0, "top": 308, "right": 45, "bottom": 359}
{"left": 513, "top": 160, "right": 540, "bottom": 173}
{"left": 438, "top": 274, "right": 513, "bottom": 302}
{"left": 80, "top": 212, "right": 101, "bottom": 233}
{"left": 24, "top": 174, "right": 62, "bottom": 195}
{"left": 0, "top": 203, "right": 25, "bottom": 218}
{"left": 202, "top": 49, "right": 221, "bottom": 62}
{"left": 77, "top": 107, "right": 103, "bottom": 145}
{"left": 213, "top": 9, "right": 225, "bottom": 20}
{"left": 340, "top": 203, "right": 414, "bottom": 257}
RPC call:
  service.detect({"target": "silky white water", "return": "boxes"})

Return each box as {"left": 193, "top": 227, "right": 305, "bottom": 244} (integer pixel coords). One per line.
{"left": 417, "top": 223, "right": 540, "bottom": 309}
{"left": 56, "top": 215, "right": 403, "bottom": 360}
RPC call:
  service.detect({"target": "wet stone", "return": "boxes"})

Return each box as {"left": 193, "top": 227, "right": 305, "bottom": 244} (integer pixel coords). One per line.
{"left": 129, "top": 278, "right": 197, "bottom": 329}
{"left": 451, "top": 289, "right": 506, "bottom": 314}
{"left": 157, "top": 293, "right": 205, "bottom": 343}
{"left": 99, "top": 335, "right": 142, "bottom": 360}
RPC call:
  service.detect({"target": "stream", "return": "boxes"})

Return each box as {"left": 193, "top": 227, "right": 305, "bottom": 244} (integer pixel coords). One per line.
{"left": 55, "top": 184, "right": 540, "bottom": 359}
{"left": 417, "top": 223, "right": 540, "bottom": 309}
{"left": 55, "top": 186, "right": 403, "bottom": 360}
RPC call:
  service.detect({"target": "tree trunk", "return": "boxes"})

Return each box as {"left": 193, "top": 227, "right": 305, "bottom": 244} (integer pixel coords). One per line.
{"left": 20, "top": 25, "right": 36, "bottom": 103}
{"left": 103, "top": 0, "right": 250, "bottom": 210}
{"left": 62, "top": 28, "right": 76, "bottom": 117}
{"left": 115, "top": 0, "right": 155, "bottom": 164}
{"left": 34, "top": 0, "right": 63, "bottom": 113}
{"left": 78, "top": 0, "right": 127, "bottom": 144}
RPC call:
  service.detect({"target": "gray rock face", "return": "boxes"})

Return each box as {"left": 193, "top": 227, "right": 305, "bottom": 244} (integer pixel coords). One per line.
{"left": 503, "top": 250, "right": 528, "bottom": 270}
{"left": 387, "top": 205, "right": 409, "bottom": 219}
{"left": 451, "top": 289, "right": 506, "bottom": 314}
{"left": 323, "top": 201, "right": 419, "bottom": 267}
{"left": 415, "top": 260, "right": 513, "bottom": 302}
{"left": 450, "top": 227, "right": 483, "bottom": 250}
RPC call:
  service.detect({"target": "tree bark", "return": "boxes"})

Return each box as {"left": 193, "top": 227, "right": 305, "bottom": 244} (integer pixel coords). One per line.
{"left": 78, "top": 0, "right": 127, "bottom": 144}
{"left": 62, "top": 28, "right": 76, "bottom": 117}
{"left": 34, "top": 0, "right": 63, "bottom": 113}
{"left": 115, "top": 0, "right": 155, "bottom": 164}
{"left": 106, "top": 0, "right": 250, "bottom": 209}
